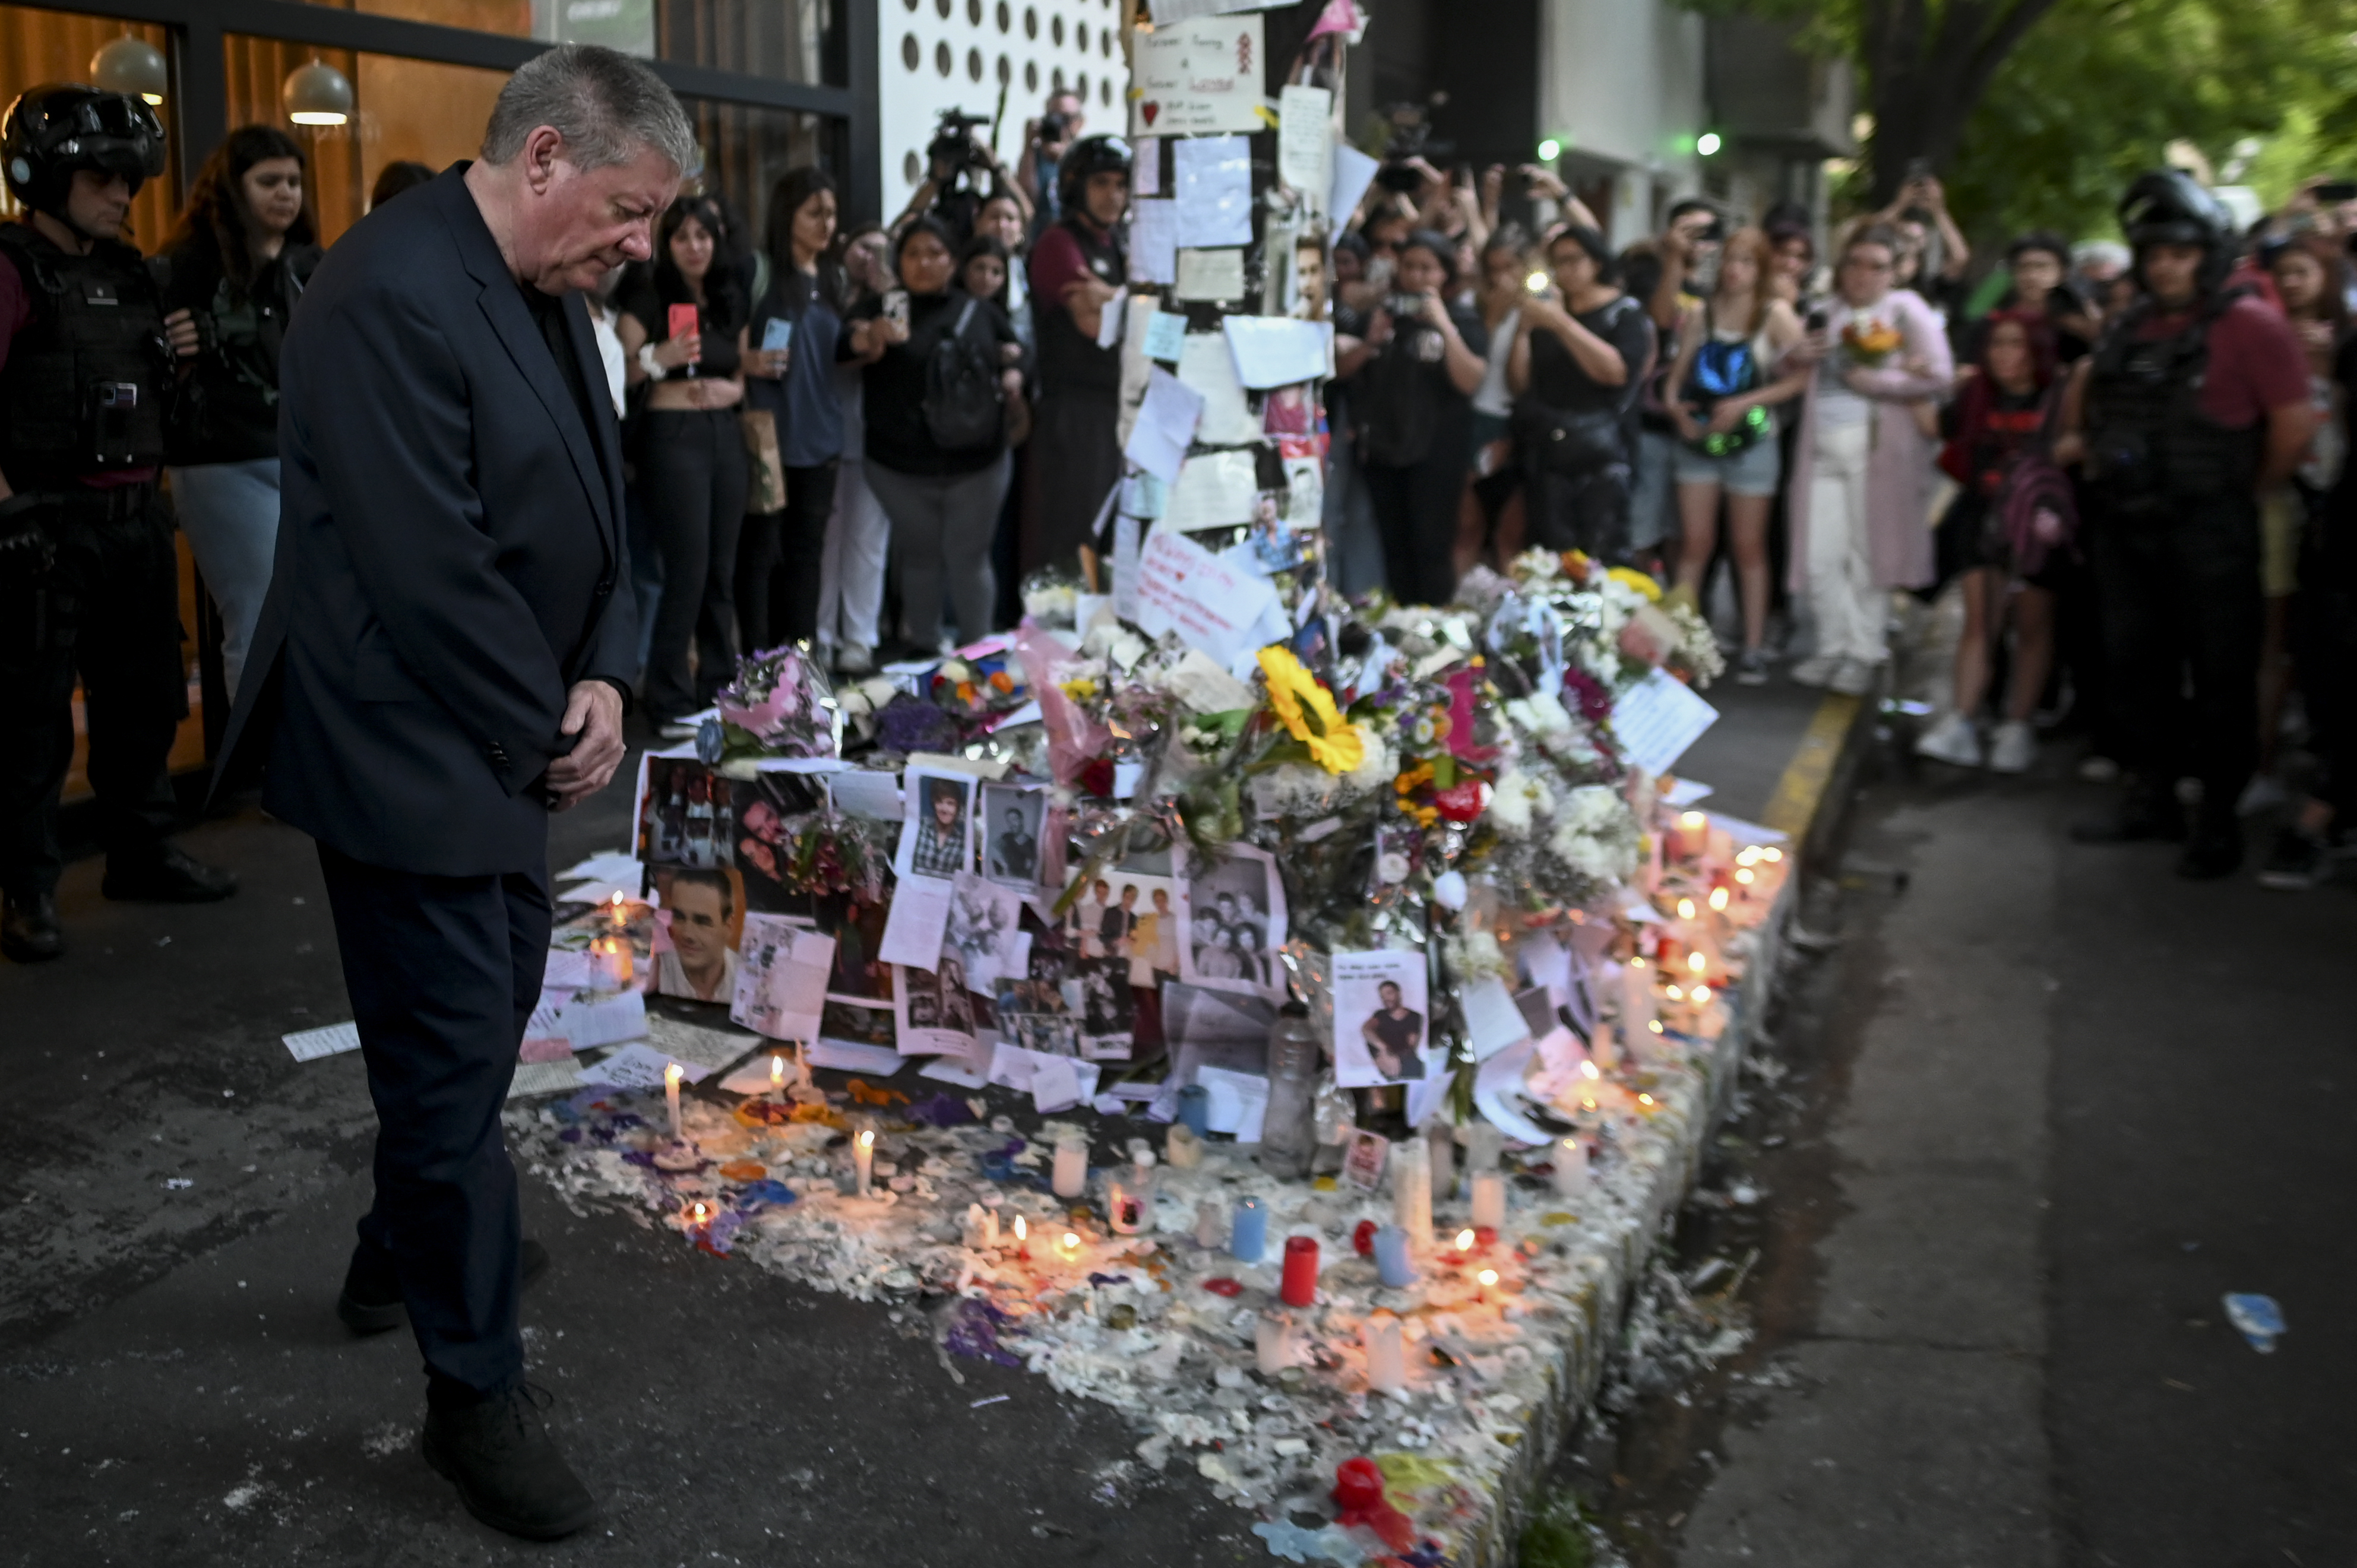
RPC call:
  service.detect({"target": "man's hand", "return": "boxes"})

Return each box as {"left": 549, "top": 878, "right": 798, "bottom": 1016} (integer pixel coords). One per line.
{"left": 544, "top": 680, "right": 625, "bottom": 812}
{"left": 163, "top": 308, "right": 199, "bottom": 359}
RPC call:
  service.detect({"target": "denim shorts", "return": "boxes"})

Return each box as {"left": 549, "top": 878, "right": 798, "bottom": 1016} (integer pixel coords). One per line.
{"left": 1672, "top": 432, "right": 1783, "bottom": 497}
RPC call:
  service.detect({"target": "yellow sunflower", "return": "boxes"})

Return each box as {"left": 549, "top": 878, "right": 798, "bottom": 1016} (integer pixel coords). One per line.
{"left": 1258, "top": 645, "right": 1368, "bottom": 775}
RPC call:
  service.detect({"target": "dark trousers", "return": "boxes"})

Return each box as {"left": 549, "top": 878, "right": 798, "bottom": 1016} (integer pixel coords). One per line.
{"left": 733, "top": 460, "right": 839, "bottom": 651}
{"left": 1363, "top": 455, "right": 1464, "bottom": 607}
{"left": 1527, "top": 461, "right": 1633, "bottom": 563}
{"left": 319, "top": 842, "right": 549, "bottom": 1401}
{"left": 640, "top": 408, "right": 749, "bottom": 720}
{"left": 0, "top": 494, "right": 184, "bottom": 899}
{"left": 2089, "top": 490, "right": 2262, "bottom": 812}
{"left": 2294, "top": 512, "right": 2357, "bottom": 821}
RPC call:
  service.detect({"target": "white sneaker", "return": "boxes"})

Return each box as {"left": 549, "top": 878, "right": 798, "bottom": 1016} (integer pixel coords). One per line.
{"left": 1790, "top": 655, "right": 1839, "bottom": 688}
{"left": 2236, "top": 772, "right": 2288, "bottom": 816}
{"left": 836, "top": 642, "right": 875, "bottom": 676}
{"left": 1987, "top": 720, "right": 2036, "bottom": 774}
{"left": 1916, "top": 711, "right": 1984, "bottom": 768}
{"left": 1829, "top": 657, "right": 1878, "bottom": 696}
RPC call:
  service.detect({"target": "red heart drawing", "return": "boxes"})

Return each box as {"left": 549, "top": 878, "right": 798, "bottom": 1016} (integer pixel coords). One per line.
{"left": 1141, "top": 101, "right": 1160, "bottom": 126}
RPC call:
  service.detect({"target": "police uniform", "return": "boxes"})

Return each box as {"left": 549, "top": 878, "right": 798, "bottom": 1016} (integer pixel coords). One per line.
{"left": 1, "top": 83, "right": 234, "bottom": 960}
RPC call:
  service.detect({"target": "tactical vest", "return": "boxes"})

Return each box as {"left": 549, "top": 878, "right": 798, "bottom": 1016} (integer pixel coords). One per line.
{"left": 1034, "top": 213, "right": 1126, "bottom": 394}
{"left": 0, "top": 221, "right": 170, "bottom": 490}
{"left": 2083, "top": 296, "right": 2260, "bottom": 511}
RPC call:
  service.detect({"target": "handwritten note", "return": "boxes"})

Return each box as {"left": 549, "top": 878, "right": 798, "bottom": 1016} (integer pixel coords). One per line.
{"left": 1221, "top": 315, "right": 1331, "bottom": 389}
{"left": 1610, "top": 667, "right": 1720, "bottom": 777}
{"left": 1277, "top": 84, "right": 1333, "bottom": 199}
{"left": 1124, "top": 366, "right": 1206, "bottom": 483}
{"left": 1130, "top": 15, "right": 1266, "bottom": 137}
{"left": 1133, "top": 527, "right": 1282, "bottom": 667}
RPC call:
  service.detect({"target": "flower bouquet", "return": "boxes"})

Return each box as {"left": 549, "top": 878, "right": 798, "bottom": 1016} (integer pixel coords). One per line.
{"left": 1840, "top": 316, "right": 1903, "bottom": 369}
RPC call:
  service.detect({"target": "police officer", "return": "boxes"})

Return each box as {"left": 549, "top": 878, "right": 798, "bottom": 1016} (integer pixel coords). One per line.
{"left": 1, "top": 84, "right": 238, "bottom": 962}
{"left": 2058, "top": 170, "right": 2314, "bottom": 878}
{"left": 1021, "top": 133, "right": 1130, "bottom": 582}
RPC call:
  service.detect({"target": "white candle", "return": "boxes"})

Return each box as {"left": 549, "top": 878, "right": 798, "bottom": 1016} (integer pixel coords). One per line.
{"left": 1165, "top": 1123, "right": 1203, "bottom": 1168}
{"left": 1588, "top": 1015, "right": 1617, "bottom": 1073}
{"left": 663, "top": 1062, "right": 684, "bottom": 1141}
{"left": 1552, "top": 1138, "right": 1589, "bottom": 1198}
{"left": 1194, "top": 1200, "right": 1224, "bottom": 1249}
{"left": 963, "top": 1202, "right": 998, "bottom": 1250}
{"left": 770, "top": 1053, "right": 786, "bottom": 1100}
{"left": 1051, "top": 1131, "right": 1088, "bottom": 1199}
{"left": 1255, "top": 1310, "right": 1293, "bottom": 1375}
{"left": 1391, "top": 1137, "right": 1433, "bottom": 1244}
{"left": 1469, "top": 1171, "right": 1506, "bottom": 1230}
{"left": 1363, "top": 1310, "right": 1406, "bottom": 1393}
{"left": 1618, "top": 959, "right": 1653, "bottom": 1053}
{"left": 853, "top": 1128, "right": 875, "bottom": 1196}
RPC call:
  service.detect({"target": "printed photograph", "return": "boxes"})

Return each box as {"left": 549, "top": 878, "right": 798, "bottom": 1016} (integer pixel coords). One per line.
{"left": 896, "top": 771, "right": 976, "bottom": 880}
{"left": 1176, "top": 844, "right": 1287, "bottom": 997}
{"left": 1331, "top": 949, "right": 1431, "bottom": 1088}
{"left": 980, "top": 784, "right": 1046, "bottom": 886}
{"left": 648, "top": 865, "right": 745, "bottom": 1004}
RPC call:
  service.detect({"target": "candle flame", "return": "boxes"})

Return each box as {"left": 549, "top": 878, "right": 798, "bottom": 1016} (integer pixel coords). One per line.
{"left": 1694, "top": 986, "right": 1712, "bottom": 1005}
{"left": 1630, "top": 956, "right": 1646, "bottom": 971}
{"left": 1560, "top": 1138, "right": 1579, "bottom": 1155}
{"left": 1676, "top": 898, "right": 1696, "bottom": 920}
{"left": 770, "top": 1053, "right": 785, "bottom": 1082}
{"left": 1580, "top": 1096, "right": 1597, "bottom": 1110}
{"left": 664, "top": 1062, "right": 683, "bottom": 1085}
{"left": 1666, "top": 984, "right": 1683, "bottom": 1000}
{"left": 1013, "top": 1215, "right": 1028, "bottom": 1240}
{"left": 1680, "top": 810, "right": 1706, "bottom": 829}
{"left": 857, "top": 1130, "right": 875, "bottom": 1150}
{"left": 1735, "top": 867, "right": 1755, "bottom": 885}
{"left": 1762, "top": 847, "right": 1783, "bottom": 862}
{"left": 1736, "top": 846, "right": 1761, "bottom": 866}
{"left": 1578, "top": 1059, "right": 1600, "bottom": 1080}
{"left": 1455, "top": 1228, "right": 1476, "bottom": 1252}
{"left": 610, "top": 891, "right": 625, "bottom": 910}
{"left": 1709, "top": 887, "right": 1730, "bottom": 911}
{"left": 1638, "top": 1093, "right": 1654, "bottom": 1105}
{"left": 1062, "top": 1230, "right": 1081, "bottom": 1250}
{"left": 1649, "top": 1019, "right": 1664, "bottom": 1033}
{"left": 1477, "top": 1268, "right": 1499, "bottom": 1287}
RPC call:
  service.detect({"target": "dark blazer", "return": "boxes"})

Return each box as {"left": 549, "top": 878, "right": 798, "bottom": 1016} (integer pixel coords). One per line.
{"left": 214, "top": 164, "right": 635, "bottom": 877}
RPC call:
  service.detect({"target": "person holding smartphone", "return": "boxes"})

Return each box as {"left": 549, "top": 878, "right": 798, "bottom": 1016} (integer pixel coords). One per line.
{"left": 619, "top": 193, "right": 749, "bottom": 724}
{"left": 738, "top": 168, "right": 855, "bottom": 653}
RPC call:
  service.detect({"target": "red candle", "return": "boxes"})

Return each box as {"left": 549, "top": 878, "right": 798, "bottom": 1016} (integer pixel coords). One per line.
{"left": 1280, "top": 1236, "right": 1320, "bottom": 1307}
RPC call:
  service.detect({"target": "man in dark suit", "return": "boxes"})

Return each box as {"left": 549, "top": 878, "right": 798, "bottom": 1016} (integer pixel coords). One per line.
{"left": 213, "top": 45, "right": 693, "bottom": 1540}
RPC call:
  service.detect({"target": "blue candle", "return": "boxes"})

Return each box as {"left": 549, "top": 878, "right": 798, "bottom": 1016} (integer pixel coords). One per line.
{"left": 1178, "top": 1084, "right": 1211, "bottom": 1137}
{"left": 1230, "top": 1196, "right": 1267, "bottom": 1263}
{"left": 1373, "top": 1224, "right": 1415, "bottom": 1288}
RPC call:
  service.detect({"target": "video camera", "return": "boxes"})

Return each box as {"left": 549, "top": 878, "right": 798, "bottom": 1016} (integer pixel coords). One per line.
{"left": 1375, "top": 118, "right": 1453, "bottom": 196}
{"left": 926, "top": 107, "right": 994, "bottom": 180}
{"left": 1037, "top": 109, "right": 1075, "bottom": 148}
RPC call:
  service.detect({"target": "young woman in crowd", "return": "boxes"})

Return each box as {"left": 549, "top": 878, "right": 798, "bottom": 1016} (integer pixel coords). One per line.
{"left": 1507, "top": 224, "right": 1656, "bottom": 562}
{"left": 1997, "top": 231, "right": 2099, "bottom": 363}
{"left": 621, "top": 194, "right": 750, "bottom": 723}
{"left": 156, "top": 126, "right": 322, "bottom": 699}
{"left": 851, "top": 217, "right": 1024, "bottom": 651}
{"left": 1663, "top": 226, "right": 1810, "bottom": 683}
{"left": 1766, "top": 222, "right": 1816, "bottom": 310}
{"left": 1338, "top": 229, "right": 1488, "bottom": 606}
{"left": 814, "top": 222, "right": 894, "bottom": 674}
{"left": 1915, "top": 311, "right": 2063, "bottom": 772}
{"left": 967, "top": 201, "right": 1034, "bottom": 626}
{"left": 1461, "top": 227, "right": 1532, "bottom": 570}
{"left": 1783, "top": 224, "right": 1953, "bottom": 695}
{"left": 738, "top": 168, "right": 851, "bottom": 654}
{"left": 2247, "top": 236, "right": 2350, "bottom": 813}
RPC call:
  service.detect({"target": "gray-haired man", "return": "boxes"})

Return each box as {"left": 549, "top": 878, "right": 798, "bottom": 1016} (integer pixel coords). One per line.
{"left": 214, "top": 44, "right": 693, "bottom": 1538}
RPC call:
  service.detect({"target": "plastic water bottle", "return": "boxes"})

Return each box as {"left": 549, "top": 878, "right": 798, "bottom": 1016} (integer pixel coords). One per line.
{"left": 1259, "top": 999, "right": 1321, "bottom": 1180}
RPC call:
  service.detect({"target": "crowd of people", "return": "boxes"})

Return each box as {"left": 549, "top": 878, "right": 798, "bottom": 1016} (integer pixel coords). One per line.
{"left": 3, "top": 71, "right": 2353, "bottom": 974}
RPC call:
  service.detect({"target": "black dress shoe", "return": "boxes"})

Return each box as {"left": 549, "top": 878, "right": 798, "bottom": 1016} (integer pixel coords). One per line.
{"left": 421, "top": 1384, "right": 598, "bottom": 1541}
{"left": 2069, "top": 787, "right": 2187, "bottom": 845}
{"left": 2176, "top": 815, "right": 2244, "bottom": 880}
{"left": 338, "top": 1239, "right": 551, "bottom": 1335}
{"left": 2, "top": 892, "right": 63, "bottom": 962}
{"left": 100, "top": 844, "right": 238, "bottom": 903}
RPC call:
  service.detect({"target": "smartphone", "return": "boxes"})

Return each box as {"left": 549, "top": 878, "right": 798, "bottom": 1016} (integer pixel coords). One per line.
{"left": 2313, "top": 180, "right": 2357, "bottom": 203}
{"left": 1805, "top": 306, "right": 1828, "bottom": 333}
{"left": 882, "top": 289, "right": 910, "bottom": 329}
{"left": 760, "top": 316, "right": 794, "bottom": 354}
{"left": 666, "top": 303, "right": 701, "bottom": 373}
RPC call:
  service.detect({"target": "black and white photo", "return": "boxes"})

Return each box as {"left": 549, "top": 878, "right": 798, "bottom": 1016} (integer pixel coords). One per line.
{"left": 981, "top": 783, "right": 1046, "bottom": 886}
{"left": 1176, "top": 843, "right": 1287, "bottom": 997}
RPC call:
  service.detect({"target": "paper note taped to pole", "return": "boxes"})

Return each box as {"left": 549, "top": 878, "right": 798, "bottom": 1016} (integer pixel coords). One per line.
{"left": 1129, "top": 14, "right": 1266, "bottom": 137}
{"left": 1609, "top": 667, "right": 1719, "bottom": 777}
{"left": 1133, "top": 527, "right": 1281, "bottom": 667}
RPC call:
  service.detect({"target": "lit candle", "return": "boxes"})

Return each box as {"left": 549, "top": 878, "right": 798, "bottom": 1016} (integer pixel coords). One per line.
{"left": 1391, "top": 1138, "right": 1433, "bottom": 1244}
{"left": 1012, "top": 1214, "right": 1030, "bottom": 1259}
{"left": 853, "top": 1128, "right": 875, "bottom": 1196}
{"left": 1469, "top": 1171, "right": 1506, "bottom": 1230}
{"left": 1425, "top": 1123, "right": 1456, "bottom": 1206}
{"left": 1575, "top": 1058, "right": 1603, "bottom": 1110}
{"left": 1475, "top": 1266, "right": 1499, "bottom": 1297}
{"left": 1761, "top": 847, "right": 1783, "bottom": 863}
{"left": 1057, "top": 1228, "right": 1084, "bottom": 1263}
{"left": 1708, "top": 886, "right": 1730, "bottom": 914}
{"left": 769, "top": 1053, "right": 786, "bottom": 1100}
{"left": 1230, "top": 1197, "right": 1268, "bottom": 1263}
{"left": 1372, "top": 1224, "right": 1415, "bottom": 1288}
{"left": 1454, "top": 1228, "right": 1477, "bottom": 1257}
{"left": 1255, "top": 1310, "right": 1293, "bottom": 1375}
{"left": 1587, "top": 1016, "right": 1616, "bottom": 1073}
{"left": 1620, "top": 958, "right": 1654, "bottom": 1047}
{"left": 1676, "top": 897, "right": 1697, "bottom": 921}
{"left": 590, "top": 933, "right": 632, "bottom": 990}
{"left": 1688, "top": 950, "right": 1708, "bottom": 981}
{"left": 1051, "top": 1129, "right": 1089, "bottom": 1200}
{"left": 1678, "top": 809, "right": 1707, "bottom": 860}
{"left": 682, "top": 1197, "right": 712, "bottom": 1231}
{"left": 1552, "top": 1138, "right": 1589, "bottom": 1198}
{"left": 1363, "top": 1310, "right": 1406, "bottom": 1393}
{"left": 664, "top": 1062, "right": 684, "bottom": 1141}
{"left": 1279, "top": 1235, "right": 1319, "bottom": 1307}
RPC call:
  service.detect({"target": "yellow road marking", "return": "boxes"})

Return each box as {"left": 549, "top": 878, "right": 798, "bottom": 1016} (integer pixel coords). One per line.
{"left": 1760, "top": 692, "right": 1861, "bottom": 840}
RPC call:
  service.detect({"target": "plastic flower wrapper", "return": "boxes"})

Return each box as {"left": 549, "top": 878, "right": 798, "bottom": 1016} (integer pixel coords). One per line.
{"left": 711, "top": 644, "right": 838, "bottom": 760}
{"left": 774, "top": 805, "right": 894, "bottom": 905}
{"left": 927, "top": 650, "right": 1029, "bottom": 727}
{"left": 1019, "top": 567, "right": 1081, "bottom": 630}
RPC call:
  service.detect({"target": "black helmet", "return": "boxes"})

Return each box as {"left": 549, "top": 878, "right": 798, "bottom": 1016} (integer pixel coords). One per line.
{"left": 1057, "top": 133, "right": 1132, "bottom": 212}
{"left": 2118, "top": 169, "right": 2231, "bottom": 251}
{"left": 2, "top": 83, "right": 167, "bottom": 218}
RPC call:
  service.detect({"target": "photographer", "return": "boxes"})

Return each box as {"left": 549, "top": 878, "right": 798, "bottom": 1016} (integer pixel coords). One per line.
{"left": 1016, "top": 89, "right": 1086, "bottom": 230}
{"left": 1507, "top": 224, "right": 1656, "bottom": 562}
{"left": 1874, "top": 166, "right": 1970, "bottom": 322}
{"left": 897, "top": 109, "right": 1030, "bottom": 246}
{"left": 2, "top": 84, "right": 239, "bottom": 963}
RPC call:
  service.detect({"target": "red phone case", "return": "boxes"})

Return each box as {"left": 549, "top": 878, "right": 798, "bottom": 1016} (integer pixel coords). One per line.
{"left": 667, "top": 303, "right": 700, "bottom": 347}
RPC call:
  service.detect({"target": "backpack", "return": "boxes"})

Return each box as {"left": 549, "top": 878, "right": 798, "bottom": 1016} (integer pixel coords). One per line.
{"left": 1680, "top": 333, "right": 1767, "bottom": 456}
{"left": 922, "top": 298, "right": 1005, "bottom": 452}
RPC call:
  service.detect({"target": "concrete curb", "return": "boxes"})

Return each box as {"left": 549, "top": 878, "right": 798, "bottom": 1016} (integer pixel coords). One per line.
{"left": 1458, "top": 689, "right": 1877, "bottom": 1567}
